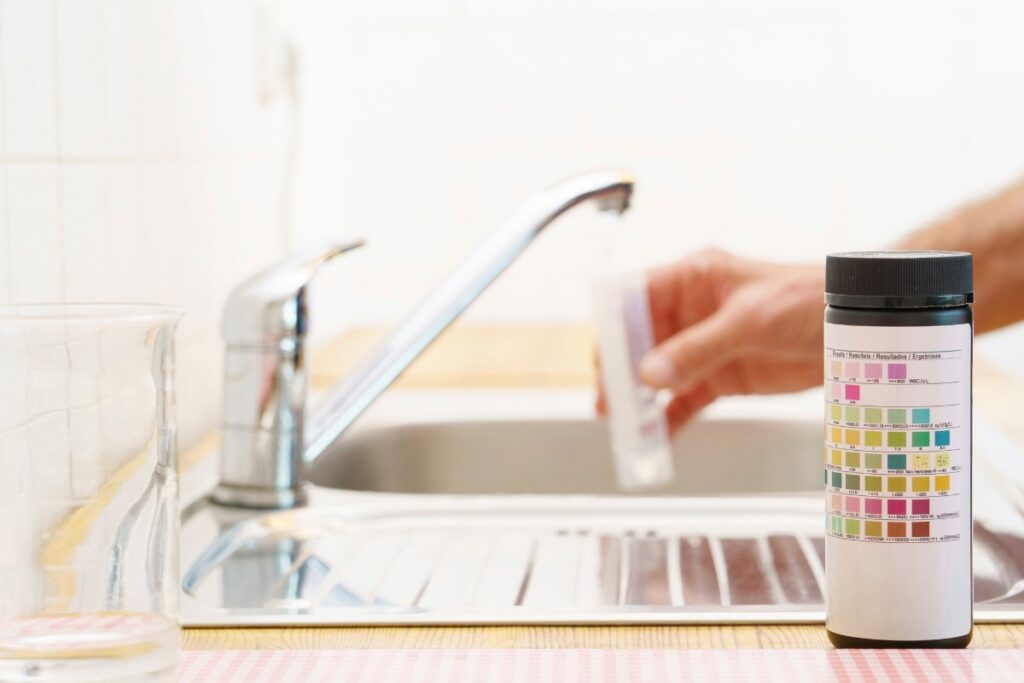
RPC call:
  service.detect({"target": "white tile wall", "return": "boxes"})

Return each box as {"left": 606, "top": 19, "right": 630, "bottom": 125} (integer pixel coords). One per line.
{"left": 7, "top": 164, "right": 63, "bottom": 302}
{"left": 0, "top": 0, "right": 285, "bottom": 447}
{"left": 282, "top": 0, "right": 1024, "bottom": 376}
{"left": 55, "top": 0, "right": 104, "bottom": 159}
{"left": 2, "top": 0, "right": 58, "bottom": 159}
{"left": 2, "top": 0, "right": 1023, "bottom": 462}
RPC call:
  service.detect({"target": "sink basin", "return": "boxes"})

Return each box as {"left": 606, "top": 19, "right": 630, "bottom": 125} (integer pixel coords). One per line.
{"left": 309, "top": 417, "right": 822, "bottom": 496}
{"left": 180, "top": 390, "right": 1024, "bottom": 625}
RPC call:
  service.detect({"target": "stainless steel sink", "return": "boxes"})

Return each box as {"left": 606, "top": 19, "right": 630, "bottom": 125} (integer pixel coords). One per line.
{"left": 308, "top": 417, "right": 823, "bottom": 497}
{"left": 180, "top": 390, "right": 1024, "bottom": 625}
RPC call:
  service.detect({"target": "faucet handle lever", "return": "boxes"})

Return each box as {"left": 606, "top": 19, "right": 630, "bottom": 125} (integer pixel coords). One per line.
{"left": 221, "top": 239, "right": 364, "bottom": 346}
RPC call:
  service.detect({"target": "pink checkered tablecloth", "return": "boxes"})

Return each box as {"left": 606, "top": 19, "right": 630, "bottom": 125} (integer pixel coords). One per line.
{"left": 178, "top": 648, "right": 1024, "bottom": 682}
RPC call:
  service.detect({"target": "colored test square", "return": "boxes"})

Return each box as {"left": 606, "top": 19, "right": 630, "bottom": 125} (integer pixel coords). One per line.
{"left": 911, "top": 476, "right": 930, "bottom": 493}
{"left": 864, "top": 363, "right": 882, "bottom": 379}
{"left": 887, "top": 432, "right": 907, "bottom": 448}
{"left": 912, "top": 431, "right": 930, "bottom": 447}
{"left": 865, "top": 521, "right": 883, "bottom": 537}
{"left": 832, "top": 516, "right": 842, "bottom": 533}
{"left": 845, "top": 518, "right": 860, "bottom": 535}
{"left": 864, "top": 476, "right": 882, "bottom": 492}
{"left": 887, "top": 408, "right": 907, "bottom": 425}
{"left": 831, "top": 494, "right": 842, "bottom": 512}
{"left": 864, "top": 407, "right": 882, "bottom": 424}
{"left": 887, "top": 499, "right": 907, "bottom": 515}
{"left": 888, "top": 363, "right": 907, "bottom": 380}
{"left": 935, "top": 430, "right": 950, "bottom": 447}
{"left": 844, "top": 384, "right": 860, "bottom": 401}
{"left": 831, "top": 450, "right": 843, "bottom": 466}
{"left": 935, "top": 453, "right": 950, "bottom": 469}
{"left": 831, "top": 427, "right": 842, "bottom": 443}
{"left": 912, "top": 521, "right": 930, "bottom": 538}
{"left": 912, "top": 408, "right": 930, "bottom": 424}
{"left": 845, "top": 496, "right": 860, "bottom": 514}
{"left": 865, "top": 498, "right": 883, "bottom": 515}
{"left": 844, "top": 406, "right": 859, "bottom": 423}
{"left": 912, "top": 499, "right": 930, "bottom": 515}
{"left": 864, "top": 431, "right": 882, "bottom": 447}
{"left": 935, "top": 475, "right": 951, "bottom": 492}
{"left": 845, "top": 430, "right": 861, "bottom": 446}
{"left": 830, "top": 360, "right": 841, "bottom": 377}
{"left": 887, "top": 453, "right": 906, "bottom": 470}
{"left": 831, "top": 471, "right": 842, "bottom": 488}
{"left": 887, "top": 476, "right": 906, "bottom": 493}
{"left": 845, "top": 362, "right": 860, "bottom": 378}
{"left": 845, "top": 452, "right": 860, "bottom": 468}
{"left": 865, "top": 453, "right": 882, "bottom": 470}
{"left": 830, "top": 404, "right": 841, "bottom": 421}
{"left": 845, "top": 474, "right": 860, "bottom": 491}
{"left": 831, "top": 383, "right": 841, "bottom": 399}
{"left": 912, "top": 454, "right": 930, "bottom": 470}
{"left": 888, "top": 521, "right": 907, "bottom": 538}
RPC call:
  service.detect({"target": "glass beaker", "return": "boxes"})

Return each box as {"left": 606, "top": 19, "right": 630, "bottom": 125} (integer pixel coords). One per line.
{"left": 0, "top": 305, "right": 182, "bottom": 682}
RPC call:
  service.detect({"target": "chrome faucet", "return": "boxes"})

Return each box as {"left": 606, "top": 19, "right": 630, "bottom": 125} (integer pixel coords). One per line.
{"left": 212, "top": 169, "right": 635, "bottom": 508}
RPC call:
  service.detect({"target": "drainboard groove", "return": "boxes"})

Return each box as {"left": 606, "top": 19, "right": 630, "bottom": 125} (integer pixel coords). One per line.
{"left": 720, "top": 538, "right": 773, "bottom": 605}
{"left": 598, "top": 535, "right": 621, "bottom": 607}
{"left": 795, "top": 535, "right": 827, "bottom": 604}
{"left": 617, "top": 533, "right": 630, "bottom": 606}
{"left": 677, "top": 535, "right": 722, "bottom": 606}
{"left": 472, "top": 532, "right": 534, "bottom": 607}
{"left": 706, "top": 536, "right": 731, "bottom": 606}
{"left": 417, "top": 532, "right": 494, "bottom": 608}
{"left": 513, "top": 537, "right": 537, "bottom": 607}
{"left": 623, "top": 536, "right": 671, "bottom": 606}
{"left": 307, "top": 535, "right": 363, "bottom": 607}
{"left": 372, "top": 531, "right": 444, "bottom": 607}
{"left": 666, "top": 537, "right": 684, "bottom": 606}
{"left": 766, "top": 535, "right": 822, "bottom": 605}
{"left": 267, "top": 541, "right": 313, "bottom": 600}
{"left": 574, "top": 531, "right": 603, "bottom": 607}
{"left": 521, "top": 533, "right": 585, "bottom": 606}
{"left": 809, "top": 535, "right": 826, "bottom": 569}
{"left": 757, "top": 537, "right": 788, "bottom": 605}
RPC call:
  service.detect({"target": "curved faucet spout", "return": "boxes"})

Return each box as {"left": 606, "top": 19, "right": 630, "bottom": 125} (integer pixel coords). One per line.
{"left": 303, "top": 169, "right": 635, "bottom": 465}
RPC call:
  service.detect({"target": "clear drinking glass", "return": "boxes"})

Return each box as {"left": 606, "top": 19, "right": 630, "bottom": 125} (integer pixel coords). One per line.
{"left": 0, "top": 305, "right": 181, "bottom": 682}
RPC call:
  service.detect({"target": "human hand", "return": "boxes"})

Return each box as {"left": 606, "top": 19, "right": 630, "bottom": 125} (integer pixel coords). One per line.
{"left": 595, "top": 248, "right": 825, "bottom": 432}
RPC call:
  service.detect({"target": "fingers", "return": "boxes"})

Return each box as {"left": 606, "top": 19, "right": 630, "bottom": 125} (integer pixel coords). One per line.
{"left": 645, "top": 248, "right": 778, "bottom": 345}
{"left": 664, "top": 383, "right": 718, "bottom": 434}
{"left": 592, "top": 344, "right": 607, "bottom": 416}
{"left": 639, "top": 301, "right": 750, "bottom": 389}
{"left": 646, "top": 249, "right": 724, "bottom": 344}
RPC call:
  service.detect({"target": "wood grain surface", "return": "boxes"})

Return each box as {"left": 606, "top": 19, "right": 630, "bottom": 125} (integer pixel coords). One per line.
{"left": 183, "top": 624, "right": 1024, "bottom": 651}
{"left": 183, "top": 324, "right": 1024, "bottom": 650}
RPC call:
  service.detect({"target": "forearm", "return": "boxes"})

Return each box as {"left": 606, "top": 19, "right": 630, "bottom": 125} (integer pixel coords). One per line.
{"left": 894, "top": 179, "right": 1024, "bottom": 333}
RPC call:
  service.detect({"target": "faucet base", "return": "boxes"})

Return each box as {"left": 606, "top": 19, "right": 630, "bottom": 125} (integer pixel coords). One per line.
{"left": 210, "top": 483, "right": 307, "bottom": 509}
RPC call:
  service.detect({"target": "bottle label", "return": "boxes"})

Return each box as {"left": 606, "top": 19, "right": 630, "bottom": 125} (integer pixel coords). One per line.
{"left": 824, "top": 324, "right": 968, "bottom": 543}
{"left": 824, "top": 321, "right": 972, "bottom": 640}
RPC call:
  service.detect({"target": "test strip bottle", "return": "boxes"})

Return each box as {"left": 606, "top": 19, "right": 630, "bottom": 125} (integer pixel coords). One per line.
{"left": 824, "top": 251, "right": 973, "bottom": 648}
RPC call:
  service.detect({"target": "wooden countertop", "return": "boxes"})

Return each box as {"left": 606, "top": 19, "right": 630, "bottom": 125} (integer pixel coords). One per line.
{"left": 183, "top": 324, "right": 1024, "bottom": 650}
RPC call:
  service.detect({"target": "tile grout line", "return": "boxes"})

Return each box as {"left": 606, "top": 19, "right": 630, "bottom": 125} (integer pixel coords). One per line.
{"left": 0, "top": 0, "right": 13, "bottom": 303}
{"left": 51, "top": 0, "right": 66, "bottom": 302}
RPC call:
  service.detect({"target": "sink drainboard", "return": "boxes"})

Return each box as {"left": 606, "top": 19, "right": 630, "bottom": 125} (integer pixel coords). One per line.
{"left": 181, "top": 495, "right": 1024, "bottom": 625}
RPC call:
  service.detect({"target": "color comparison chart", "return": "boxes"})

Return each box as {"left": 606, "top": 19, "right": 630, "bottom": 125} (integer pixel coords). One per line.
{"left": 824, "top": 352, "right": 963, "bottom": 543}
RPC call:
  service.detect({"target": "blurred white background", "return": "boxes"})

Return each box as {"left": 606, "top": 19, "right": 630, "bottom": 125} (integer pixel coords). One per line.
{"left": 0, "top": 0, "right": 1021, "bottom": 446}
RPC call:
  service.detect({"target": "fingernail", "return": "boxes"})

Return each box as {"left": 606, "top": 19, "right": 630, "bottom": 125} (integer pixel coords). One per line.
{"left": 639, "top": 353, "right": 677, "bottom": 387}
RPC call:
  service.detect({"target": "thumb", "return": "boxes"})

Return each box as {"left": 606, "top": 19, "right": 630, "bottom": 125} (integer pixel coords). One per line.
{"left": 639, "top": 303, "right": 749, "bottom": 389}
